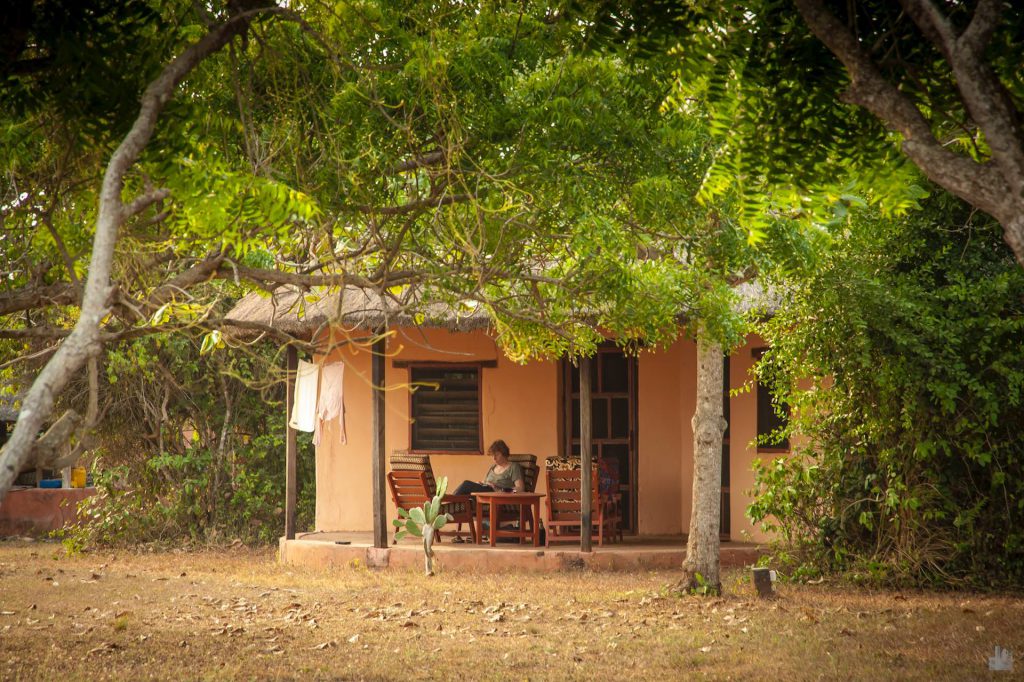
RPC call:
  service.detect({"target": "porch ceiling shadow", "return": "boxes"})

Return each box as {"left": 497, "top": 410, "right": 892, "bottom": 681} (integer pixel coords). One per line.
{"left": 222, "top": 284, "right": 493, "bottom": 341}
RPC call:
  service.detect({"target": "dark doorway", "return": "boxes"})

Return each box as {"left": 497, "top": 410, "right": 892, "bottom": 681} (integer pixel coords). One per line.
{"left": 563, "top": 346, "right": 638, "bottom": 532}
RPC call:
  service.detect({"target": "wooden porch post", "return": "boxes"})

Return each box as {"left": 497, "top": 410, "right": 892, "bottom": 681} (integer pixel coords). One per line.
{"left": 371, "top": 332, "right": 388, "bottom": 549}
{"left": 579, "top": 355, "right": 593, "bottom": 553}
{"left": 284, "top": 346, "right": 298, "bottom": 541}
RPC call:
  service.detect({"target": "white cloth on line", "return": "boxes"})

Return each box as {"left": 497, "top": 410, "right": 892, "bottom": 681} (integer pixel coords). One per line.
{"left": 314, "top": 361, "right": 346, "bottom": 446}
{"left": 289, "top": 359, "right": 319, "bottom": 432}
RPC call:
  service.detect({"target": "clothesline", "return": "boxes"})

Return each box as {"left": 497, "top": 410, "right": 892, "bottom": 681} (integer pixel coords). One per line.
{"left": 289, "top": 360, "right": 347, "bottom": 445}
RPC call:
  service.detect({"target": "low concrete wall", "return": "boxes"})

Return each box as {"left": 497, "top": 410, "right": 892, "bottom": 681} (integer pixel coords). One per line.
{"left": 279, "top": 537, "right": 761, "bottom": 574}
{"left": 0, "top": 487, "right": 94, "bottom": 537}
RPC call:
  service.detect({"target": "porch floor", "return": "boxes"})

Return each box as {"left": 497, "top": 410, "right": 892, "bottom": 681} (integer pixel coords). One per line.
{"left": 280, "top": 531, "right": 762, "bottom": 573}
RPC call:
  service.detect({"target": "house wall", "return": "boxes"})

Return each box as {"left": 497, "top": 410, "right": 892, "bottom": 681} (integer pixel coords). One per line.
{"left": 636, "top": 338, "right": 689, "bottom": 535}
{"left": 635, "top": 333, "right": 772, "bottom": 541}
{"left": 312, "top": 327, "right": 779, "bottom": 542}
{"left": 729, "top": 334, "right": 765, "bottom": 542}
{"left": 314, "top": 327, "right": 559, "bottom": 532}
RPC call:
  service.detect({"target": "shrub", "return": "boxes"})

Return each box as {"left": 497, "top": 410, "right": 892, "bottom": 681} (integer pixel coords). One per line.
{"left": 59, "top": 334, "right": 315, "bottom": 550}
{"left": 750, "top": 194, "right": 1024, "bottom": 587}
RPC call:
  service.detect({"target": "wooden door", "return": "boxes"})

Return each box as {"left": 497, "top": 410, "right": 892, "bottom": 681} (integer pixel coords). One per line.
{"left": 563, "top": 347, "right": 638, "bottom": 532}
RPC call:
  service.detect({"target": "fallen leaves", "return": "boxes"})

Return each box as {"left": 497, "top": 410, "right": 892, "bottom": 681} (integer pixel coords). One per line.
{"left": 1, "top": 544, "right": 1022, "bottom": 681}
{"left": 282, "top": 604, "right": 318, "bottom": 628}
{"left": 798, "top": 608, "right": 818, "bottom": 624}
{"left": 87, "top": 642, "right": 120, "bottom": 655}
{"left": 210, "top": 624, "right": 245, "bottom": 636}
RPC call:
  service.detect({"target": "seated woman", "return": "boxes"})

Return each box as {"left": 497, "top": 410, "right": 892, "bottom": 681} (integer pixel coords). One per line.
{"left": 453, "top": 439, "right": 524, "bottom": 495}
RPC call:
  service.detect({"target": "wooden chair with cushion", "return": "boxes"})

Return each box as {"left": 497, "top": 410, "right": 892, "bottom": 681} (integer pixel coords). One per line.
{"left": 544, "top": 456, "right": 622, "bottom": 546}
{"left": 388, "top": 453, "right": 476, "bottom": 543}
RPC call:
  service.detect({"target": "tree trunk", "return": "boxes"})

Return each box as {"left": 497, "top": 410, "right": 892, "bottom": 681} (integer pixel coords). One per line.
{"left": 0, "top": 9, "right": 275, "bottom": 504}
{"left": 1004, "top": 213, "right": 1024, "bottom": 269}
{"left": 794, "top": 0, "right": 1024, "bottom": 269}
{"left": 680, "top": 331, "right": 727, "bottom": 594}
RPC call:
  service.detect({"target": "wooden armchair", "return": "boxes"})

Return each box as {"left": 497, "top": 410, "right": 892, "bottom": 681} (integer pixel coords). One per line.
{"left": 544, "top": 457, "right": 622, "bottom": 546}
{"left": 387, "top": 453, "right": 476, "bottom": 543}
{"left": 509, "top": 454, "right": 539, "bottom": 493}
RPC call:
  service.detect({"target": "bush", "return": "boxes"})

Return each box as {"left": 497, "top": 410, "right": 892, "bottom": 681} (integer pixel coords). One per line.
{"left": 60, "top": 334, "right": 315, "bottom": 550}
{"left": 750, "top": 194, "right": 1024, "bottom": 587}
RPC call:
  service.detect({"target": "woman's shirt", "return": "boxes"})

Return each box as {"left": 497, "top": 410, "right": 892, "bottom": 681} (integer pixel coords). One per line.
{"left": 485, "top": 462, "right": 524, "bottom": 491}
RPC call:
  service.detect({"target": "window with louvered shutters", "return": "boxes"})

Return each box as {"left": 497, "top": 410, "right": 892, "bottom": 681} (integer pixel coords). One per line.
{"left": 410, "top": 366, "right": 481, "bottom": 452}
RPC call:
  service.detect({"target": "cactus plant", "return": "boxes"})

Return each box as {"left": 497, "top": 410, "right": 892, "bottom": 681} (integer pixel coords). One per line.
{"left": 392, "top": 476, "right": 453, "bottom": 576}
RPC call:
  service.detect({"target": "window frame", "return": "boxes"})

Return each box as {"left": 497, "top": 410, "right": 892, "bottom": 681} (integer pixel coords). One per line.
{"left": 404, "top": 362, "right": 486, "bottom": 455}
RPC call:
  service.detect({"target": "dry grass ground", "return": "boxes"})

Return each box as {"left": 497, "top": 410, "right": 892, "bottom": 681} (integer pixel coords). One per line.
{"left": 0, "top": 540, "right": 1021, "bottom": 681}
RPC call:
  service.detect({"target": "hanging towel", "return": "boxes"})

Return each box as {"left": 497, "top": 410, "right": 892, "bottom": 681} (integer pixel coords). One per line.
{"left": 314, "top": 361, "right": 346, "bottom": 446}
{"left": 289, "top": 359, "right": 319, "bottom": 432}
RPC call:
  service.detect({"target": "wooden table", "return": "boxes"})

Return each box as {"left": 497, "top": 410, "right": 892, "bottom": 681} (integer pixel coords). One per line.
{"left": 472, "top": 492, "right": 545, "bottom": 547}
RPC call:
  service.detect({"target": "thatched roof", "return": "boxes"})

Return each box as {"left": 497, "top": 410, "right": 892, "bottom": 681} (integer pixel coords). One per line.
{"left": 223, "top": 281, "right": 778, "bottom": 343}
{"left": 223, "top": 285, "right": 493, "bottom": 340}
{"left": 733, "top": 280, "right": 779, "bottom": 316}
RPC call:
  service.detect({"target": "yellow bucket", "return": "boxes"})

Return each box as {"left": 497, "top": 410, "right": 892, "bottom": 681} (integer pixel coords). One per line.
{"left": 71, "top": 467, "right": 87, "bottom": 488}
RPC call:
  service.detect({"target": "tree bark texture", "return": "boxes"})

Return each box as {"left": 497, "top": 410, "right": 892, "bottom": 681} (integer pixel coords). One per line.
{"left": 793, "top": 0, "right": 1024, "bottom": 267}
{"left": 0, "top": 10, "right": 269, "bottom": 503}
{"left": 680, "top": 332, "right": 726, "bottom": 593}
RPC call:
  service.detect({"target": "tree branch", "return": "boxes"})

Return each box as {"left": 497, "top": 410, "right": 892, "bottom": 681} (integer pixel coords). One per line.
{"left": 958, "top": 0, "right": 1002, "bottom": 58}
{"left": 0, "top": 282, "right": 79, "bottom": 316}
{"left": 898, "top": 0, "right": 956, "bottom": 58}
{"left": 0, "top": 256, "right": 430, "bottom": 324}
{"left": 226, "top": 264, "right": 424, "bottom": 290}
{"left": 352, "top": 192, "right": 473, "bottom": 216}
{"left": 143, "top": 251, "right": 226, "bottom": 311}
{"left": 41, "top": 208, "right": 81, "bottom": 288}
{"left": 0, "top": 327, "right": 71, "bottom": 339}
{"left": 392, "top": 150, "right": 446, "bottom": 173}
{"left": 0, "top": 6, "right": 294, "bottom": 502}
{"left": 123, "top": 188, "right": 171, "bottom": 219}
{"left": 793, "top": 0, "right": 1011, "bottom": 219}
{"left": 900, "top": 0, "right": 1024, "bottom": 198}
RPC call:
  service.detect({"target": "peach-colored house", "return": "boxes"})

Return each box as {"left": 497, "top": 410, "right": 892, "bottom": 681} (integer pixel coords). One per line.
{"left": 228, "top": 287, "right": 788, "bottom": 545}
{"left": 316, "top": 327, "right": 785, "bottom": 543}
